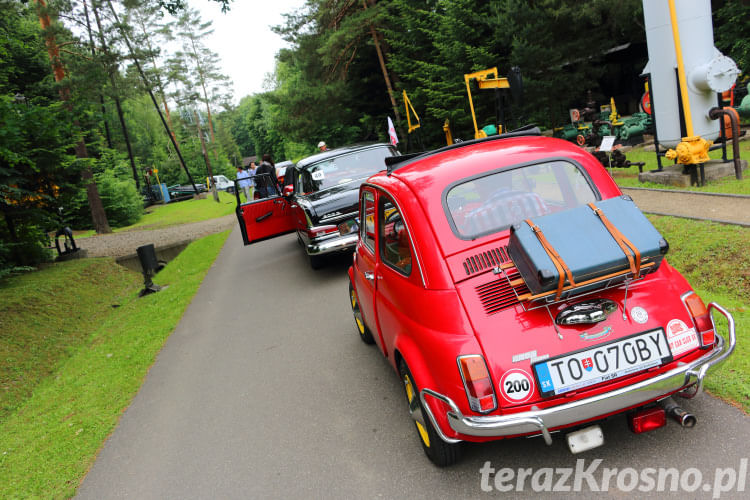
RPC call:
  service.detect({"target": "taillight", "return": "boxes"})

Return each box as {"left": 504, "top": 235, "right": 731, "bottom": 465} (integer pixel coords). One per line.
{"left": 683, "top": 292, "right": 715, "bottom": 348}
{"left": 306, "top": 225, "right": 338, "bottom": 239}
{"left": 457, "top": 355, "right": 497, "bottom": 413}
{"left": 628, "top": 407, "right": 666, "bottom": 434}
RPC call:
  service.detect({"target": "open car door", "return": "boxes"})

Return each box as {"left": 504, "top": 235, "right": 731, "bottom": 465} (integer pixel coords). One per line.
{"left": 235, "top": 174, "right": 296, "bottom": 245}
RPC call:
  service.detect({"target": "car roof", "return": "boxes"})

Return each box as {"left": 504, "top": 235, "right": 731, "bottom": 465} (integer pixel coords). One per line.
{"left": 370, "top": 134, "right": 621, "bottom": 258}
{"left": 296, "top": 143, "right": 394, "bottom": 169}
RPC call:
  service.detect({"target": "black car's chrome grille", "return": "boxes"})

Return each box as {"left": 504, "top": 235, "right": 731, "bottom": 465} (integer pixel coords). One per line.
{"left": 463, "top": 246, "right": 509, "bottom": 276}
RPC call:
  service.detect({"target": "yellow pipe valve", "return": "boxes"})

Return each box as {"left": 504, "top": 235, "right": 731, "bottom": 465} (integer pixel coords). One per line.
{"left": 665, "top": 136, "right": 713, "bottom": 165}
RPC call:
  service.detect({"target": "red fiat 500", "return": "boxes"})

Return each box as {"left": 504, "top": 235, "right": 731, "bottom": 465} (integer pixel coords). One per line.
{"left": 347, "top": 130, "right": 736, "bottom": 466}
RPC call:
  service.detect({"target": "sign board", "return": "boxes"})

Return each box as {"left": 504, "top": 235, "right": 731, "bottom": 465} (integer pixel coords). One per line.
{"left": 599, "top": 136, "right": 616, "bottom": 152}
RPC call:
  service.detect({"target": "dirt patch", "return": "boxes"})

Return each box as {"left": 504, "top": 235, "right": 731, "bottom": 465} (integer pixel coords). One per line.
{"left": 78, "top": 214, "right": 235, "bottom": 258}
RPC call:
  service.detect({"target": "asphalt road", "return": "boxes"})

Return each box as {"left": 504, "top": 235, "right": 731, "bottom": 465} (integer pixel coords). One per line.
{"left": 77, "top": 229, "right": 749, "bottom": 499}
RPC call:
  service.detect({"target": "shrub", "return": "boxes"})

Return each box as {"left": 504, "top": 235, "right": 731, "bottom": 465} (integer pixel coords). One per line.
{"left": 67, "top": 152, "right": 144, "bottom": 229}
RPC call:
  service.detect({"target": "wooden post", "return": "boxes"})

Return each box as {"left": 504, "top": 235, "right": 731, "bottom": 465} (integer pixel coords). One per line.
{"left": 362, "top": 0, "right": 402, "bottom": 127}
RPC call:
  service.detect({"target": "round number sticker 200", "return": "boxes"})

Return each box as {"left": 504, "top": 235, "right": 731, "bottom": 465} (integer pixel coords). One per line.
{"left": 499, "top": 369, "right": 534, "bottom": 403}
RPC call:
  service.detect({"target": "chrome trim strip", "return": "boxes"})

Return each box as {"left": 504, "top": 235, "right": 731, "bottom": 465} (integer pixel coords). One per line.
{"left": 306, "top": 233, "right": 359, "bottom": 256}
{"left": 420, "top": 305, "right": 735, "bottom": 443}
{"left": 680, "top": 302, "right": 735, "bottom": 398}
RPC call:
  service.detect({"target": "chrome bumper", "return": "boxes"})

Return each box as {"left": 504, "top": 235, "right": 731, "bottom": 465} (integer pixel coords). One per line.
{"left": 306, "top": 233, "right": 358, "bottom": 256}
{"left": 420, "top": 303, "right": 736, "bottom": 445}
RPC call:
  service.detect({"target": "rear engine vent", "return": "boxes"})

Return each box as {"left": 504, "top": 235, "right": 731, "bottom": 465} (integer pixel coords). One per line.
{"left": 463, "top": 246, "right": 509, "bottom": 276}
{"left": 476, "top": 270, "right": 528, "bottom": 315}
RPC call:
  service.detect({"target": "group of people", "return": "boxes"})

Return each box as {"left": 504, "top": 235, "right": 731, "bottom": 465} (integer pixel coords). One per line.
{"left": 235, "top": 141, "right": 328, "bottom": 203}
{"left": 235, "top": 153, "right": 279, "bottom": 202}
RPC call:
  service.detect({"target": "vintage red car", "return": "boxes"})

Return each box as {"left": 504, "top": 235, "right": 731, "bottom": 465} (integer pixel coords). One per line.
{"left": 347, "top": 129, "right": 736, "bottom": 466}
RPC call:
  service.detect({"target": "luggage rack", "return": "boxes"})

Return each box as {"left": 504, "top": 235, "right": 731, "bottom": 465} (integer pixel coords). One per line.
{"left": 493, "top": 260, "right": 657, "bottom": 339}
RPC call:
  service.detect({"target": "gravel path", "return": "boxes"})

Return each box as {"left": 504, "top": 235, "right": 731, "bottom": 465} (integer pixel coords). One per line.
{"left": 79, "top": 214, "right": 236, "bottom": 258}
{"left": 621, "top": 188, "right": 750, "bottom": 227}
{"left": 78, "top": 188, "right": 749, "bottom": 260}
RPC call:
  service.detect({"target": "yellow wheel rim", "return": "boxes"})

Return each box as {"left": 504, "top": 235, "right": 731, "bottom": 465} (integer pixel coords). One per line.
{"left": 404, "top": 374, "right": 430, "bottom": 447}
{"left": 351, "top": 289, "right": 365, "bottom": 334}
{"left": 415, "top": 422, "right": 430, "bottom": 447}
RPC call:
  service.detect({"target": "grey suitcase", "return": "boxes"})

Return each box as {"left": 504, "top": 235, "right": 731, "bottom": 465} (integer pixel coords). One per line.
{"left": 507, "top": 195, "right": 669, "bottom": 297}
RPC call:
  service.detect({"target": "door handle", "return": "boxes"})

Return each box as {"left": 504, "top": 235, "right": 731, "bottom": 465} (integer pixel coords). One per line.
{"left": 256, "top": 211, "right": 273, "bottom": 222}
{"left": 364, "top": 271, "right": 374, "bottom": 281}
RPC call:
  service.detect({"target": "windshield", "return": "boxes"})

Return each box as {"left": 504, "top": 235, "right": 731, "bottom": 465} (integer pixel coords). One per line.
{"left": 445, "top": 160, "right": 598, "bottom": 239}
{"left": 299, "top": 147, "right": 393, "bottom": 193}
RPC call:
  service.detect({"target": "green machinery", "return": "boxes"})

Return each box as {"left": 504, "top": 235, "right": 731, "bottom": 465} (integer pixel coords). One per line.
{"left": 553, "top": 96, "right": 653, "bottom": 146}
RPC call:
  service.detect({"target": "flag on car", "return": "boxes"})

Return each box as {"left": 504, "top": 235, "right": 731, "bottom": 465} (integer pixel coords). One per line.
{"left": 388, "top": 116, "right": 398, "bottom": 146}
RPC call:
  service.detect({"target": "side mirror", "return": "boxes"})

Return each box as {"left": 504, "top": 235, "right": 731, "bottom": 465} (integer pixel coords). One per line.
{"left": 283, "top": 185, "right": 294, "bottom": 197}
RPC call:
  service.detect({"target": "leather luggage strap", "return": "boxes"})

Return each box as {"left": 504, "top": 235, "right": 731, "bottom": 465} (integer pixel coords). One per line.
{"left": 524, "top": 219, "right": 575, "bottom": 300}
{"left": 588, "top": 203, "right": 641, "bottom": 278}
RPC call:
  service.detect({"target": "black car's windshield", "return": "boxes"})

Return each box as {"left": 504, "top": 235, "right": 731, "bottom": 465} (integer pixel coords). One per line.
{"left": 445, "top": 160, "right": 598, "bottom": 239}
{"left": 300, "top": 147, "right": 392, "bottom": 193}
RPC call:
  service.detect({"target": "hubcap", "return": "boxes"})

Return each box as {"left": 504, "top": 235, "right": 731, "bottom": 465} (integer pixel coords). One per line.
{"left": 403, "top": 374, "right": 430, "bottom": 447}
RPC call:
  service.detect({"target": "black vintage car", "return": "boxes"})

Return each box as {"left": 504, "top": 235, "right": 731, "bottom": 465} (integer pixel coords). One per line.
{"left": 235, "top": 143, "right": 399, "bottom": 268}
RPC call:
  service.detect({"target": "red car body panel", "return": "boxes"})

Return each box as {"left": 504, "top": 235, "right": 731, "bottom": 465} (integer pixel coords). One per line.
{"left": 349, "top": 134, "right": 734, "bottom": 445}
{"left": 240, "top": 197, "right": 296, "bottom": 243}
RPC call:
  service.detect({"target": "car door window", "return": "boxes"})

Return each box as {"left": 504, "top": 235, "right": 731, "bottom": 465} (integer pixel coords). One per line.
{"left": 361, "top": 191, "right": 376, "bottom": 253}
{"left": 379, "top": 196, "right": 412, "bottom": 276}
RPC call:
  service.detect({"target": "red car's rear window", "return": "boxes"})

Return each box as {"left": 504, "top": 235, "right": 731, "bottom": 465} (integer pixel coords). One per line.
{"left": 445, "top": 160, "right": 598, "bottom": 239}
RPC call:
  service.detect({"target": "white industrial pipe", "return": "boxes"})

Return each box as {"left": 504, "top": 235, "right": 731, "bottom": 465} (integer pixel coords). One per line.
{"left": 642, "top": 0, "right": 739, "bottom": 147}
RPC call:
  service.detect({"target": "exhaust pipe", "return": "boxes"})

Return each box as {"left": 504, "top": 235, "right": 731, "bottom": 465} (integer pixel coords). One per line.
{"left": 660, "top": 397, "right": 697, "bottom": 428}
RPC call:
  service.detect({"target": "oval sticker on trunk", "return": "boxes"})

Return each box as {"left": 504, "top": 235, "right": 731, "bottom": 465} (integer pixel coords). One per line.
{"left": 666, "top": 319, "right": 699, "bottom": 356}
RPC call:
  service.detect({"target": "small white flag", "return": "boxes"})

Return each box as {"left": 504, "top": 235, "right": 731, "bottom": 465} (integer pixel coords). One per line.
{"left": 387, "top": 116, "right": 398, "bottom": 146}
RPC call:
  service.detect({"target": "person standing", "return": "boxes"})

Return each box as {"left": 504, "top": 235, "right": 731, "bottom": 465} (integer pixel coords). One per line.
{"left": 236, "top": 165, "right": 252, "bottom": 202}
{"left": 317, "top": 141, "right": 328, "bottom": 152}
{"left": 246, "top": 161, "right": 257, "bottom": 200}
{"left": 255, "top": 154, "right": 278, "bottom": 198}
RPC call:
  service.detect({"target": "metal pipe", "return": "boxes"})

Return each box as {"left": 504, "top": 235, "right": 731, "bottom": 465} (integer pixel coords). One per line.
{"left": 667, "top": 0, "right": 695, "bottom": 137}
{"left": 708, "top": 107, "right": 743, "bottom": 180}
{"left": 659, "top": 397, "right": 697, "bottom": 428}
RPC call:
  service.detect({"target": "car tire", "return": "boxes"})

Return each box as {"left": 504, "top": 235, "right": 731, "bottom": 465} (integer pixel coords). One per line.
{"left": 398, "top": 359, "right": 462, "bottom": 467}
{"left": 349, "top": 281, "right": 375, "bottom": 344}
{"left": 308, "top": 253, "right": 325, "bottom": 270}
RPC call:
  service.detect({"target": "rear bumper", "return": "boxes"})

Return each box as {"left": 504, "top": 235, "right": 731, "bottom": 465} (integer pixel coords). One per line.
{"left": 420, "top": 302, "right": 736, "bottom": 445}
{"left": 306, "top": 233, "right": 359, "bottom": 256}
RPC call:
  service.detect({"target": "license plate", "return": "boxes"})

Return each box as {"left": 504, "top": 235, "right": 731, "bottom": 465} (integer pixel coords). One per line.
{"left": 533, "top": 329, "right": 672, "bottom": 398}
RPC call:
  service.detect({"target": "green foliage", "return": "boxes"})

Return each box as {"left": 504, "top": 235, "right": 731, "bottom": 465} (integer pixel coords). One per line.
{"left": 0, "top": 95, "right": 80, "bottom": 273}
{"left": 714, "top": 0, "right": 750, "bottom": 77}
{"left": 67, "top": 151, "right": 144, "bottom": 229}
{"left": 0, "top": 231, "right": 229, "bottom": 498}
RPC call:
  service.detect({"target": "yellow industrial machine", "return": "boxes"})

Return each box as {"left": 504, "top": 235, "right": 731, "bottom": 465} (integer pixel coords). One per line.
{"left": 464, "top": 67, "right": 510, "bottom": 139}
{"left": 443, "top": 119, "right": 453, "bottom": 145}
{"left": 403, "top": 90, "right": 420, "bottom": 134}
{"left": 402, "top": 90, "right": 424, "bottom": 151}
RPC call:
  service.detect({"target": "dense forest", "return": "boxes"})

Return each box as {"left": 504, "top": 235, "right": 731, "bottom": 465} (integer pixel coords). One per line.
{"left": 1, "top": 0, "right": 748, "bottom": 275}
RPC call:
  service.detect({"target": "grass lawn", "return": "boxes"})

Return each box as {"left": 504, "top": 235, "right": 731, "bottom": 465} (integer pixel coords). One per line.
{"left": 649, "top": 215, "right": 750, "bottom": 412}
{"left": 0, "top": 260, "right": 141, "bottom": 422}
{"left": 75, "top": 191, "right": 237, "bottom": 238}
{"left": 121, "top": 191, "right": 237, "bottom": 231}
{"left": 0, "top": 230, "right": 229, "bottom": 499}
{"left": 612, "top": 139, "right": 750, "bottom": 194}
